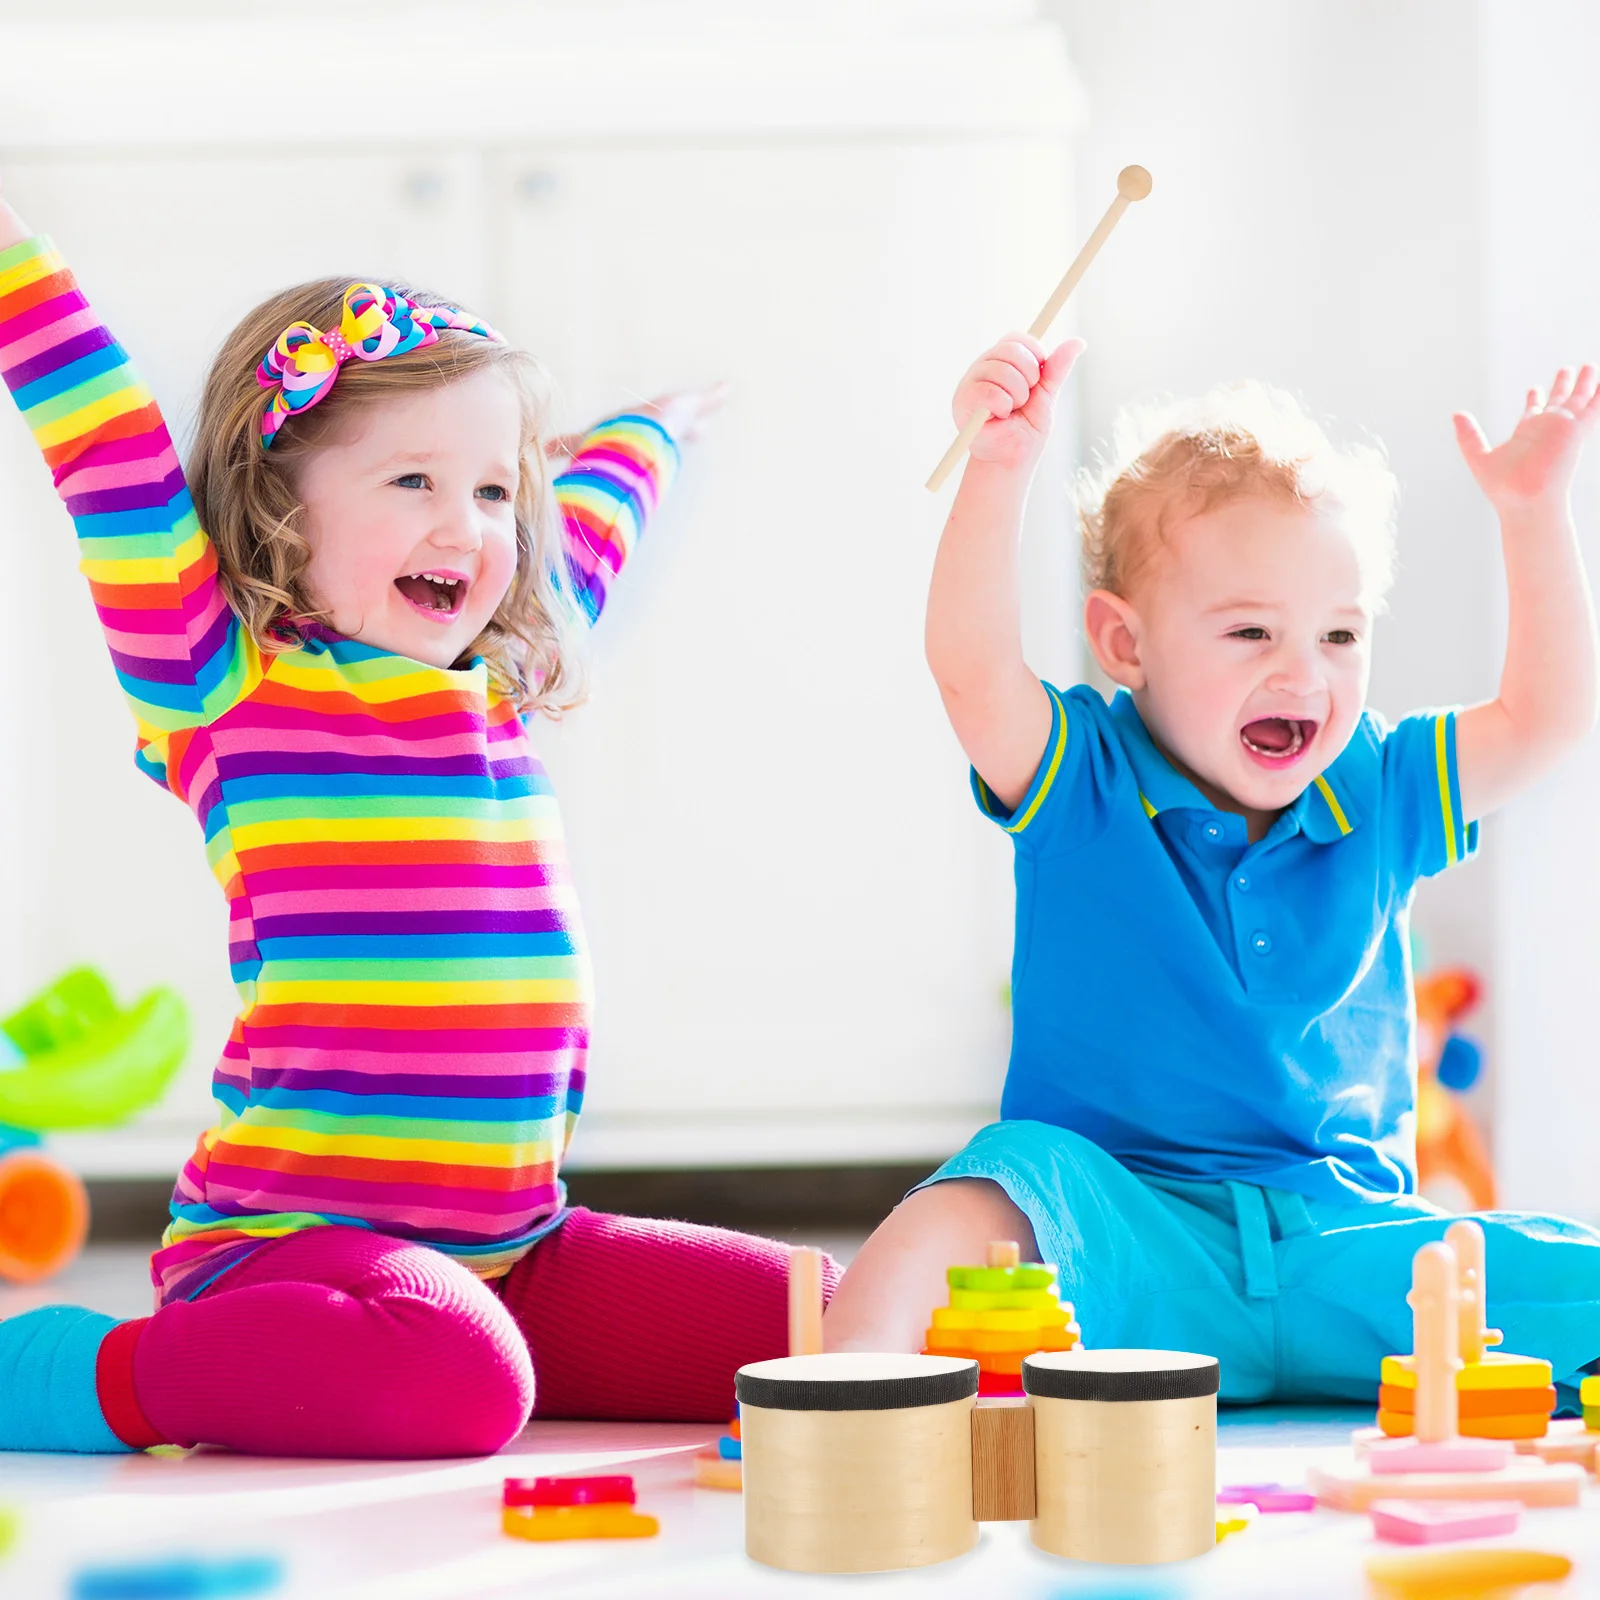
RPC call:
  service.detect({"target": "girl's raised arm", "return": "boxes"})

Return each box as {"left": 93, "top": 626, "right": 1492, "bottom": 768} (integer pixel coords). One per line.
{"left": 551, "top": 411, "right": 680, "bottom": 625}
{"left": 0, "top": 193, "right": 248, "bottom": 784}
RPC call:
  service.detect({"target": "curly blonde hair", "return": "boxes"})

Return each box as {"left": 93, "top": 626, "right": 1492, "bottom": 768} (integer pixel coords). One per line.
{"left": 187, "top": 277, "right": 581, "bottom": 713}
{"left": 1077, "top": 380, "right": 1399, "bottom": 605}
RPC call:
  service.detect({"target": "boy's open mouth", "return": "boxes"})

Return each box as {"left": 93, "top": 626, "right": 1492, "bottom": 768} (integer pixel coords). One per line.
{"left": 394, "top": 571, "right": 467, "bottom": 621}
{"left": 1240, "top": 717, "right": 1318, "bottom": 766}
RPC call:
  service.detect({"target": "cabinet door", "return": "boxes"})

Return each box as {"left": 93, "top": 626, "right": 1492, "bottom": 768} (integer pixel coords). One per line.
{"left": 494, "top": 139, "right": 1075, "bottom": 1162}
{"left": 0, "top": 153, "right": 490, "bottom": 1135}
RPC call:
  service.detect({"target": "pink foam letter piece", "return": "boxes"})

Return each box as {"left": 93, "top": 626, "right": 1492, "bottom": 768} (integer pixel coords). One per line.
{"left": 1216, "top": 1483, "right": 1316, "bottom": 1512}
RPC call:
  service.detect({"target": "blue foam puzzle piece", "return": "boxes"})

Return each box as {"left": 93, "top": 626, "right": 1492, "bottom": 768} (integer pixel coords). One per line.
{"left": 71, "top": 1555, "right": 284, "bottom": 1599}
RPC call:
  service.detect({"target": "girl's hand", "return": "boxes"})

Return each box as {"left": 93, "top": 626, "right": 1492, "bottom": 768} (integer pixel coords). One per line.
{"left": 1454, "top": 365, "right": 1600, "bottom": 512}
{"left": 637, "top": 381, "right": 731, "bottom": 445}
{"left": 953, "top": 335, "right": 1084, "bottom": 472}
{"left": 544, "top": 383, "right": 732, "bottom": 461}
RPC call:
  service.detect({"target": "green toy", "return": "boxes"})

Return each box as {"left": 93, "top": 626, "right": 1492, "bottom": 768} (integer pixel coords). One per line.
{"left": 0, "top": 967, "right": 187, "bottom": 1281}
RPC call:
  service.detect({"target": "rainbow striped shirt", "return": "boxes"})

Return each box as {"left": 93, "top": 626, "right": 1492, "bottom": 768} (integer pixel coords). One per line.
{"left": 0, "top": 238, "right": 678, "bottom": 1303}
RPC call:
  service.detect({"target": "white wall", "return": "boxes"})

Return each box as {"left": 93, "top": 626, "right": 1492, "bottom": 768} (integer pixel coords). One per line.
{"left": 1477, "top": 0, "right": 1600, "bottom": 1217}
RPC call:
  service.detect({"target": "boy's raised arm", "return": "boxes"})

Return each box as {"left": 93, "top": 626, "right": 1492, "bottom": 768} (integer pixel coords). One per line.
{"left": 927, "top": 335, "right": 1081, "bottom": 812}
{"left": 1454, "top": 365, "right": 1600, "bottom": 820}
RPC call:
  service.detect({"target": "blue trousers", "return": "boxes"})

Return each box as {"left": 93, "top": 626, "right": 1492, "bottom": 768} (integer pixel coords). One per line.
{"left": 924, "top": 1121, "right": 1600, "bottom": 1404}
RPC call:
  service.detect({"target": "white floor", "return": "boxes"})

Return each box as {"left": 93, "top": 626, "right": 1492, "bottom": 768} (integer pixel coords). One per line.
{"left": 3, "top": 1251, "right": 1599, "bottom": 1598}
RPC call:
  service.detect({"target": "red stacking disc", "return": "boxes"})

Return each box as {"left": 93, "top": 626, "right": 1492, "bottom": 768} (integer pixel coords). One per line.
{"left": 503, "top": 1474, "right": 637, "bottom": 1508}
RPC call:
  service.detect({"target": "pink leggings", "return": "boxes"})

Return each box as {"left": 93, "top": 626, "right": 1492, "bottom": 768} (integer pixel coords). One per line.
{"left": 102, "top": 1210, "right": 838, "bottom": 1459}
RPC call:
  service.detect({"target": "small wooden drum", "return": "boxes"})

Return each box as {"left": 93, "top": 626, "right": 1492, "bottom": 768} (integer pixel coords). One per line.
{"left": 1025, "top": 1348, "right": 1219, "bottom": 1564}
{"left": 736, "top": 1352, "right": 979, "bottom": 1573}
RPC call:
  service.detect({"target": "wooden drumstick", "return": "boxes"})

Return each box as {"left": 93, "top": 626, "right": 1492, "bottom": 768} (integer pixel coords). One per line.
{"left": 925, "top": 164, "right": 1153, "bottom": 494}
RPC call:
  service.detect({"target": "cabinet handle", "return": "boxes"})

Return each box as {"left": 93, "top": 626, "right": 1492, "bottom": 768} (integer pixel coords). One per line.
{"left": 515, "top": 169, "right": 559, "bottom": 205}
{"left": 401, "top": 169, "right": 448, "bottom": 208}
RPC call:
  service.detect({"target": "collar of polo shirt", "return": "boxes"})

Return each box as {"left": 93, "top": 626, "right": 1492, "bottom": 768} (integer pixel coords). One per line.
{"left": 1106, "top": 690, "right": 1360, "bottom": 844}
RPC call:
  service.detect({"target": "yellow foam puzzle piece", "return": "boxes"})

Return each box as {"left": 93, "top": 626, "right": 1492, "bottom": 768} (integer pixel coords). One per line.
{"left": 1364, "top": 1546, "right": 1571, "bottom": 1598}
{"left": 502, "top": 1504, "right": 660, "bottom": 1542}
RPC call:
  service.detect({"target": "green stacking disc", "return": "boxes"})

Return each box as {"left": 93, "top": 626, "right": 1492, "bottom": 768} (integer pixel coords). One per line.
{"left": 949, "top": 1287, "right": 1062, "bottom": 1312}
{"left": 946, "top": 1263, "right": 1057, "bottom": 1293}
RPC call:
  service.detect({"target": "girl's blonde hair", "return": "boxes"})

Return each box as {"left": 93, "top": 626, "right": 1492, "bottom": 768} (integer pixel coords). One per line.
{"left": 1077, "top": 380, "right": 1399, "bottom": 605}
{"left": 187, "top": 277, "right": 580, "bottom": 713}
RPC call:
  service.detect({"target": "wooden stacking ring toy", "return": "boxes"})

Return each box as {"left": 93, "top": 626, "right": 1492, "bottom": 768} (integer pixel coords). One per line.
{"left": 1025, "top": 1348, "right": 1220, "bottom": 1564}
{"left": 736, "top": 1352, "right": 979, "bottom": 1573}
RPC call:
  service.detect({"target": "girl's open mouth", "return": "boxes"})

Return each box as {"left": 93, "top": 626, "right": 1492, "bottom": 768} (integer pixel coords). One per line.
{"left": 1240, "top": 717, "right": 1317, "bottom": 767}
{"left": 394, "top": 571, "right": 467, "bottom": 621}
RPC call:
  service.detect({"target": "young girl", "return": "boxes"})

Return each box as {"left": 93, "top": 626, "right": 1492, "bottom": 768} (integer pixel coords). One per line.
{"left": 826, "top": 331, "right": 1600, "bottom": 1403}
{"left": 0, "top": 186, "right": 836, "bottom": 1458}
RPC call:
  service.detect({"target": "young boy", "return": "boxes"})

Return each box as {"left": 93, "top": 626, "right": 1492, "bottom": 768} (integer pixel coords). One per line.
{"left": 824, "top": 335, "right": 1600, "bottom": 1402}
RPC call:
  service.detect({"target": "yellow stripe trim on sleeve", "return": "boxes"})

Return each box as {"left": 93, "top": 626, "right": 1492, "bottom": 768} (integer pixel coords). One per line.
{"left": 1139, "top": 792, "right": 1157, "bottom": 819}
{"left": 1313, "top": 775, "right": 1353, "bottom": 836}
{"left": 1003, "top": 687, "right": 1069, "bottom": 835}
{"left": 1435, "top": 715, "right": 1459, "bottom": 866}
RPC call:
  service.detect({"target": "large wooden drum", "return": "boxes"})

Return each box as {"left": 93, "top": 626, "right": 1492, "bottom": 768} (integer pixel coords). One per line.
{"left": 736, "top": 1352, "right": 980, "bottom": 1573}
{"left": 1024, "top": 1348, "right": 1219, "bottom": 1564}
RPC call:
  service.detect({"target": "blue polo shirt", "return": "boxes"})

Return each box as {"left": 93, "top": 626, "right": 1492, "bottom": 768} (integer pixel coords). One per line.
{"left": 975, "top": 685, "right": 1479, "bottom": 1203}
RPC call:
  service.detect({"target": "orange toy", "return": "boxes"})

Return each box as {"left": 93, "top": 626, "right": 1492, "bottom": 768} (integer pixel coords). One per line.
{"left": 1414, "top": 968, "right": 1496, "bottom": 1211}
{"left": 0, "top": 1150, "right": 89, "bottom": 1282}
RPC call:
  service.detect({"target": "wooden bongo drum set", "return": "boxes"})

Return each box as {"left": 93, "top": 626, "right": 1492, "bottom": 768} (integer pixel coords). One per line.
{"left": 735, "top": 1345, "right": 1218, "bottom": 1574}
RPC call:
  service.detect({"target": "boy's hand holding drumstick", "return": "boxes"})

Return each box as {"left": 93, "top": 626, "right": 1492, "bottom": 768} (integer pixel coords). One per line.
{"left": 927, "top": 164, "right": 1151, "bottom": 492}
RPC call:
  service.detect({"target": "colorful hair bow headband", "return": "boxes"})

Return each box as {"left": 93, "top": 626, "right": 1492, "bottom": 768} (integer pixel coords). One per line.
{"left": 256, "top": 282, "right": 503, "bottom": 447}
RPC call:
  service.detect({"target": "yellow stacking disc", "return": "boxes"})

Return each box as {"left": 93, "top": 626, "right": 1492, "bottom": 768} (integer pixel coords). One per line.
{"left": 1581, "top": 1374, "right": 1600, "bottom": 1407}
{"left": 1380, "top": 1351, "right": 1552, "bottom": 1391}
{"left": 930, "top": 1306, "right": 1070, "bottom": 1333}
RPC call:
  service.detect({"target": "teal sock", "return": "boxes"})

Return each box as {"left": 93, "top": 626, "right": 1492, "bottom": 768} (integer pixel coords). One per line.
{"left": 0, "top": 1305, "right": 134, "bottom": 1452}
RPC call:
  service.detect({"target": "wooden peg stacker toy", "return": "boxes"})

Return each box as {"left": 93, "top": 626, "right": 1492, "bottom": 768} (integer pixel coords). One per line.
{"left": 1308, "top": 1235, "right": 1583, "bottom": 1510}
{"left": 925, "top": 164, "right": 1153, "bottom": 493}
{"left": 1374, "top": 1221, "right": 1557, "bottom": 1444}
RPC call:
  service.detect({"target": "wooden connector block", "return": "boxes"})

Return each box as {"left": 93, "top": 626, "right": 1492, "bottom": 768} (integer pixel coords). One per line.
{"left": 971, "top": 1397, "right": 1035, "bottom": 1521}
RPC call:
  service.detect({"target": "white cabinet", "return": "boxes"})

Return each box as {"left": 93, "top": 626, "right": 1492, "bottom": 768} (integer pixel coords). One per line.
{"left": 0, "top": 11, "right": 1082, "bottom": 1172}
{"left": 493, "top": 140, "right": 1076, "bottom": 1161}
